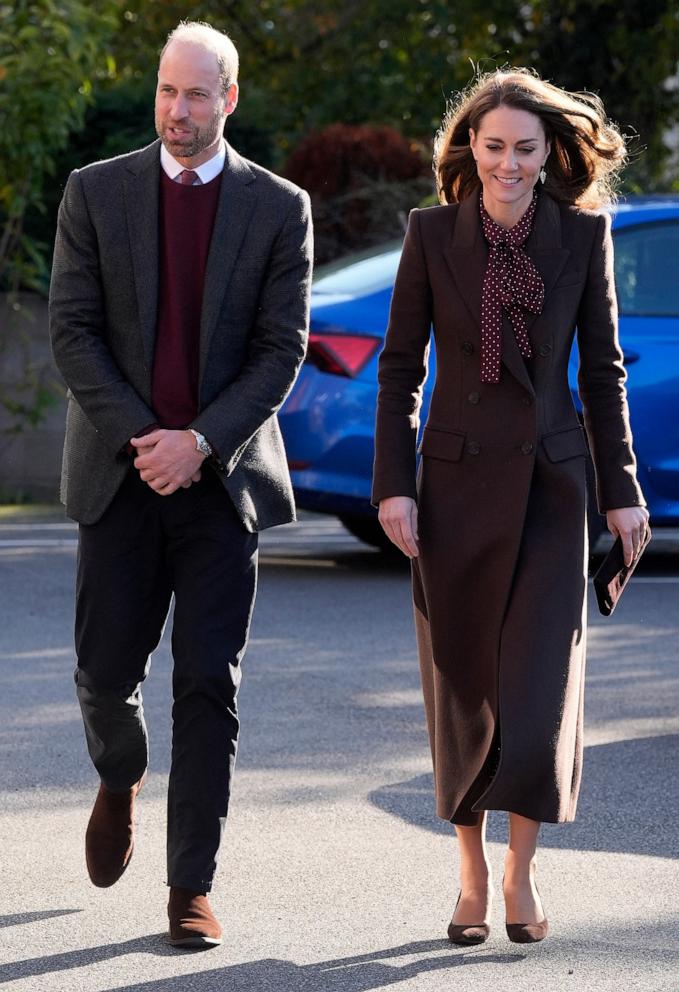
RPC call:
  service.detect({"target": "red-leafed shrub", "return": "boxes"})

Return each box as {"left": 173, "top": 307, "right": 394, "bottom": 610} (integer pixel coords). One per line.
{"left": 285, "top": 123, "right": 433, "bottom": 263}
{"left": 286, "top": 123, "right": 428, "bottom": 196}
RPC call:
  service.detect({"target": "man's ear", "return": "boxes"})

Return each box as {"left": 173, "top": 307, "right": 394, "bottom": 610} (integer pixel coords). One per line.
{"left": 224, "top": 83, "right": 239, "bottom": 117}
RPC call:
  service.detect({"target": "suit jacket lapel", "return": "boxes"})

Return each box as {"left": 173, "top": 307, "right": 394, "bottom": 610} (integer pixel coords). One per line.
{"left": 123, "top": 142, "right": 161, "bottom": 371}
{"left": 198, "top": 143, "right": 257, "bottom": 381}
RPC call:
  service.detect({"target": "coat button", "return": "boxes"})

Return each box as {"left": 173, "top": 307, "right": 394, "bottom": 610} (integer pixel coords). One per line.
{"left": 521, "top": 441, "right": 534, "bottom": 455}
{"left": 467, "top": 441, "right": 481, "bottom": 455}
{"left": 468, "top": 391, "right": 480, "bottom": 405}
{"left": 538, "top": 343, "right": 552, "bottom": 357}
{"left": 522, "top": 394, "right": 533, "bottom": 406}
{"left": 462, "top": 341, "right": 474, "bottom": 355}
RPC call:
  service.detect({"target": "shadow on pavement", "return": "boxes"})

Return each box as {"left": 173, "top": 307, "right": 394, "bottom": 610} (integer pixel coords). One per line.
{"left": 0, "top": 932, "right": 179, "bottom": 983}
{"left": 1, "top": 938, "right": 521, "bottom": 990}
{"left": 0, "top": 909, "right": 82, "bottom": 929}
{"left": 369, "top": 734, "right": 679, "bottom": 859}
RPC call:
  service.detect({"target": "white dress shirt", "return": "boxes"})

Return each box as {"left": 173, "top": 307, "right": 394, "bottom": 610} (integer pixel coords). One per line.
{"left": 160, "top": 140, "right": 226, "bottom": 185}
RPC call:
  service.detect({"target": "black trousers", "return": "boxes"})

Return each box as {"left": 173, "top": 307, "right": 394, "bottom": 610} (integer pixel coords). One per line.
{"left": 74, "top": 467, "right": 258, "bottom": 892}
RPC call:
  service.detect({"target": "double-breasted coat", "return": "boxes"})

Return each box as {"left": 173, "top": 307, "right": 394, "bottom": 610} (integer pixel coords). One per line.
{"left": 372, "top": 191, "right": 645, "bottom": 824}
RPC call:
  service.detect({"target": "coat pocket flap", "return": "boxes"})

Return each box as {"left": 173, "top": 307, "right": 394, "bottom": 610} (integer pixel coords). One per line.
{"left": 541, "top": 426, "right": 587, "bottom": 462}
{"left": 419, "top": 426, "right": 466, "bottom": 462}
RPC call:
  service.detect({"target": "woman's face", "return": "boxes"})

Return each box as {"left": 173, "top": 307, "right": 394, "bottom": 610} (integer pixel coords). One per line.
{"left": 469, "top": 105, "right": 550, "bottom": 222}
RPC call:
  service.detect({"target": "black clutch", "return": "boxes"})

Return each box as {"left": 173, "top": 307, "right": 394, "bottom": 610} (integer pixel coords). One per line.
{"left": 593, "top": 529, "right": 651, "bottom": 617}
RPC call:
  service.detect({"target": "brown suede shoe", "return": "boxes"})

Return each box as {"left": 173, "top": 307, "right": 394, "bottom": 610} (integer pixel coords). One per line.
{"left": 168, "top": 887, "right": 222, "bottom": 948}
{"left": 85, "top": 774, "right": 145, "bottom": 888}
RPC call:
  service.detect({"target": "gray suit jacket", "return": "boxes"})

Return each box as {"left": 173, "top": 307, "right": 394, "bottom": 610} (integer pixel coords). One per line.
{"left": 49, "top": 140, "right": 313, "bottom": 529}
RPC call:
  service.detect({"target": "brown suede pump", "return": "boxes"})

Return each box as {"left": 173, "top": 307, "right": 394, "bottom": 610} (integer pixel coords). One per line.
{"left": 503, "top": 875, "right": 549, "bottom": 943}
{"left": 447, "top": 893, "right": 491, "bottom": 945}
{"left": 505, "top": 919, "right": 549, "bottom": 943}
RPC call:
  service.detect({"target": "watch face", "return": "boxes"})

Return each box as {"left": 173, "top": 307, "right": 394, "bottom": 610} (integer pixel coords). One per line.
{"left": 190, "top": 430, "right": 211, "bottom": 457}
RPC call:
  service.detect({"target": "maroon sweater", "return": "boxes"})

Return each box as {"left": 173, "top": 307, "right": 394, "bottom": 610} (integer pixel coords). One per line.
{"left": 151, "top": 170, "right": 222, "bottom": 428}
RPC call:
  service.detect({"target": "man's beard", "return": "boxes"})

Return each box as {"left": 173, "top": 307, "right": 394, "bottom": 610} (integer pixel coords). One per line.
{"left": 156, "top": 109, "right": 223, "bottom": 159}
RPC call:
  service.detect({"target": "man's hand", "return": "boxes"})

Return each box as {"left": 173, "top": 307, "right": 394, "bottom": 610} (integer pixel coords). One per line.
{"left": 378, "top": 496, "right": 419, "bottom": 558}
{"left": 130, "top": 429, "right": 205, "bottom": 495}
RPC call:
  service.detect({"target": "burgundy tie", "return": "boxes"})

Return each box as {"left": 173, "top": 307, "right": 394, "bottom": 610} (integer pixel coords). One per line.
{"left": 179, "top": 170, "right": 199, "bottom": 186}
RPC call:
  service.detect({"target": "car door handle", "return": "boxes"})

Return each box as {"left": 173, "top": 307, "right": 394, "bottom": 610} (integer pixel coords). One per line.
{"left": 623, "top": 350, "right": 640, "bottom": 365}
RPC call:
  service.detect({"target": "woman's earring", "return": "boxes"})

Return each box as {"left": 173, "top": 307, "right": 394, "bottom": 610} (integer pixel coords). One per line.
{"left": 539, "top": 167, "right": 547, "bottom": 184}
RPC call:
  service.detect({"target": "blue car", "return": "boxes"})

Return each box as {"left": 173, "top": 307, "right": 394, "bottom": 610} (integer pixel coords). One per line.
{"left": 280, "top": 197, "right": 679, "bottom": 550}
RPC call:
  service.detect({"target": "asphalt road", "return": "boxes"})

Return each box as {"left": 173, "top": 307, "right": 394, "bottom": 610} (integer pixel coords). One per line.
{"left": 0, "top": 513, "right": 678, "bottom": 992}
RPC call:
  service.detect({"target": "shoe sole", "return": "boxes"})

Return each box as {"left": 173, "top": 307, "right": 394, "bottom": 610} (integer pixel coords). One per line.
{"left": 167, "top": 935, "right": 222, "bottom": 948}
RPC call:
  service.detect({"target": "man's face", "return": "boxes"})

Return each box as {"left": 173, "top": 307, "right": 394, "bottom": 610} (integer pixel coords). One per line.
{"left": 155, "top": 41, "right": 238, "bottom": 168}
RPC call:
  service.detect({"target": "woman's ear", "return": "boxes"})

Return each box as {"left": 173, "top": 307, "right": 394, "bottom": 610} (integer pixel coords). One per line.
{"left": 469, "top": 127, "right": 477, "bottom": 159}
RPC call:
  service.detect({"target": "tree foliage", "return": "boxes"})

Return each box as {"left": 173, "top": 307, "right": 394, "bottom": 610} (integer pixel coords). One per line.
{"left": 105, "top": 0, "right": 678, "bottom": 186}
{"left": 0, "top": 0, "right": 118, "bottom": 292}
{"left": 0, "top": 1, "right": 119, "bottom": 431}
{"left": 3, "top": 0, "right": 679, "bottom": 291}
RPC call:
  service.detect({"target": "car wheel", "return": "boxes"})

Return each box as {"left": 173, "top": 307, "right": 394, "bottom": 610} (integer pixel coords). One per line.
{"left": 338, "top": 514, "right": 400, "bottom": 554}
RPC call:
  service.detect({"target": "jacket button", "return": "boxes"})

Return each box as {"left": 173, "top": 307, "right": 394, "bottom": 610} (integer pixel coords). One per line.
{"left": 468, "top": 391, "right": 480, "bottom": 405}
{"left": 521, "top": 441, "right": 534, "bottom": 455}
{"left": 522, "top": 395, "right": 533, "bottom": 406}
{"left": 467, "top": 441, "right": 481, "bottom": 455}
{"left": 538, "top": 343, "right": 552, "bottom": 357}
{"left": 462, "top": 341, "right": 474, "bottom": 355}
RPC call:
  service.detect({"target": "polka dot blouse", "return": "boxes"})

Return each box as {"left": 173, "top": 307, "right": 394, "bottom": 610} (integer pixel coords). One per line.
{"left": 479, "top": 190, "right": 545, "bottom": 383}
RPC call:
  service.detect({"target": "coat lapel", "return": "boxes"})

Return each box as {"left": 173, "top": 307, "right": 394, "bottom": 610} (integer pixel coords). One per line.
{"left": 443, "top": 193, "right": 487, "bottom": 333}
{"left": 524, "top": 192, "right": 571, "bottom": 335}
{"left": 198, "top": 143, "right": 257, "bottom": 380}
{"left": 444, "top": 191, "right": 570, "bottom": 394}
{"left": 123, "top": 141, "right": 161, "bottom": 370}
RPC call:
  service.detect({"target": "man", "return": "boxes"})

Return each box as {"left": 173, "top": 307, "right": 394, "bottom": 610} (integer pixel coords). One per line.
{"left": 49, "top": 21, "right": 312, "bottom": 948}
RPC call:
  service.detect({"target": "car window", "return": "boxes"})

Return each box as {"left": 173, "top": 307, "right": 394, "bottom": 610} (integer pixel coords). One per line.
{"left": 313, "top": 248, "right": 402, "bottom": 295}
{"left": 613, "top": 220, "right": 679, "bottom": 316}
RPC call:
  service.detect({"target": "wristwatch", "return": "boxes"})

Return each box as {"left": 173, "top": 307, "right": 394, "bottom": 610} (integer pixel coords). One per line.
{"left": 189, "top": 429, "right": 213, "bottom": 458}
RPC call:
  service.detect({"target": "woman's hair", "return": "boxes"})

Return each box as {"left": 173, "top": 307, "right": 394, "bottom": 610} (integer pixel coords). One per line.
{"left": 433, "top": 68, "right": 627, "bottom": 210}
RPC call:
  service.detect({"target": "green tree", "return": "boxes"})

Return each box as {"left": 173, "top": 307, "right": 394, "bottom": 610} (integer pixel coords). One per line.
{"left": 0, "top": 0, "right": 119, "bottom": 292}
{"left": 523, "top": 0, "right": 679, "bottom": 189}
{"left": 104, "top": 0, "right": 678, "bottom": 186}
{"left": 0, "top": 0, "right": 118, "bottom": 429}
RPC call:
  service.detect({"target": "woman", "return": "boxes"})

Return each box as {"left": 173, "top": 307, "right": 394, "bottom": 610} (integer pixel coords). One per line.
{"left": 372, "top": 69, "right": 648, "bottom": 945}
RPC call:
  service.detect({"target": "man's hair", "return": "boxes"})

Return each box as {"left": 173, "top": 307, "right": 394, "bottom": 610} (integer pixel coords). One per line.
{"left": 160, "top": 21, "right": 239, "bottom": 95}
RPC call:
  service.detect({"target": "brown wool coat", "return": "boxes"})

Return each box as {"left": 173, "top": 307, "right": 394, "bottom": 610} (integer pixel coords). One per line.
{"left": 372, "top": 192, "right": 645, "bottom": 824}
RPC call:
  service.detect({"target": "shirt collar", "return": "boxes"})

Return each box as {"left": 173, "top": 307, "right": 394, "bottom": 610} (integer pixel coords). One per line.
{"left": 160, "top": 139, "right": 226, "bottom": 184}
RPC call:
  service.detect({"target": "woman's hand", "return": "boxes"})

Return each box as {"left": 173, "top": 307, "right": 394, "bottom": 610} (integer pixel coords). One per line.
{"left": 378, "top": 496, "right": 419, "bottom": 558}
{"left": 606, "top": 506, "right": 650, "bottom": 566}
